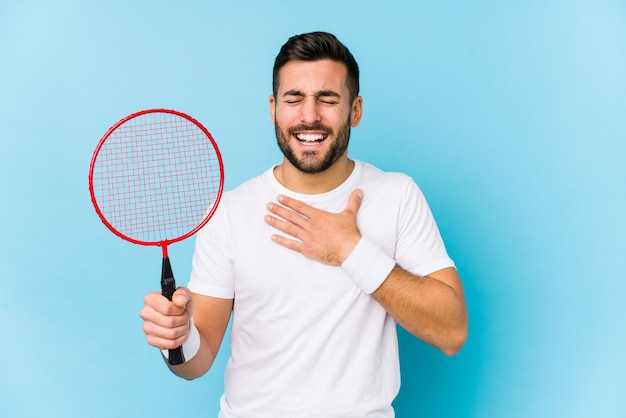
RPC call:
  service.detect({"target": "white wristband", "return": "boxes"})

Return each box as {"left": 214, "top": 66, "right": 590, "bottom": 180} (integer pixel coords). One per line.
{"left": 161, "top": 318, "right": 201, "bottom": 363}
{"left": 341, "top": 236, "right": 396, "bottom": 294}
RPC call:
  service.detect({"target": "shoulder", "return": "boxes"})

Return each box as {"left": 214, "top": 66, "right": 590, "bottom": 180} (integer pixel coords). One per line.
{"left": 196, "top": 167, "right": 274, "bottom": 246}
{"left": 220, "top": 166, "right": 275, "bottom": 205}
{"left": 356, "top": 161, "right": 419, "bottom": 194}
{"left": 353, "top": 161, "right": 430, "bottom": 219}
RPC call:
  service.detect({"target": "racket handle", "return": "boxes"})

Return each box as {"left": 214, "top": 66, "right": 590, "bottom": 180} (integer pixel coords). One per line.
{"left": 161, "top": 257, "right": 185, "bottom": 365}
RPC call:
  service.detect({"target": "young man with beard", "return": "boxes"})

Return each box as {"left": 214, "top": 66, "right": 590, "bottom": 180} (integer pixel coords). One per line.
{"left": 140, "top": 31, "right": 468, "bottom": 417}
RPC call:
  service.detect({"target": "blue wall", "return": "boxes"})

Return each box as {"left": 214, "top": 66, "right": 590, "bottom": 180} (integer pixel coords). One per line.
{"left": 1, "top": 1, "right": 624, "bottom": 417}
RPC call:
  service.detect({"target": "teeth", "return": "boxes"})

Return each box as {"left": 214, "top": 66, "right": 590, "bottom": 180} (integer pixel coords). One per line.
{"left": 296, "top": 133, "right": 325, "bottom": 142}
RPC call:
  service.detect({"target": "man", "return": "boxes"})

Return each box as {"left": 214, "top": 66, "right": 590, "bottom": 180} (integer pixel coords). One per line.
{"left": 140, "top": 31, "right": 467, "bottom": 417}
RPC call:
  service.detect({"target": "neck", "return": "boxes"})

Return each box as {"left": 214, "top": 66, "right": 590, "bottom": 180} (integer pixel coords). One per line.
{"left": 274, "top": 156, "right": 355, "bottom": 194}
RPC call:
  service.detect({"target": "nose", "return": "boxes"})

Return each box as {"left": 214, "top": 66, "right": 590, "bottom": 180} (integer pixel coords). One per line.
{"left": 300, "top": 96, "right": 321, "bottom": 124}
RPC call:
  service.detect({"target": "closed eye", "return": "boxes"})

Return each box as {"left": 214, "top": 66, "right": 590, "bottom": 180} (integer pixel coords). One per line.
{"left": 281, "top": 90, "right": 342, "bottom": 105}
{"left": 317, "top": 90, "right": 341, "bottom": 105}
{"left": 282, "top": 90, "right": 304, "bottom": 104}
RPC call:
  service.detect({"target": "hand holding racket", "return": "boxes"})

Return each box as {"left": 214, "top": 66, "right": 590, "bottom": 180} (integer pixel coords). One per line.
{"left": 88, "top": 109, "right": 224, "bottom": 365}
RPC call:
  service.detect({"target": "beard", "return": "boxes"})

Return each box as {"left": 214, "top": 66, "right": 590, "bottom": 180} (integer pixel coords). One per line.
{"left": 274, "top": 117, "right": 351, "bottom": 175}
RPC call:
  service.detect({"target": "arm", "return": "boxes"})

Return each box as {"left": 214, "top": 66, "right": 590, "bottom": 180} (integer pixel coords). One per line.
{"left": 372, "top": 266, "right": 467, "bottom": 355}
{"left": 140, "top": 288, "right": 233, "bottom": 380}
{"left": 264, "top": 189, "right": 468, "bottom": 355}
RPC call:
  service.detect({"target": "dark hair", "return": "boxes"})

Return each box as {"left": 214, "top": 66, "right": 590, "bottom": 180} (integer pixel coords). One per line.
{"left": 272, "top": 32, "right": 360, "bottom": 101}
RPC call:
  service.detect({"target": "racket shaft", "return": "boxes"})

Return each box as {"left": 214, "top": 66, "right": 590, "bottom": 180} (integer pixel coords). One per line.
{"left": 161, "top": 257, "right": 185, "bottom": 365}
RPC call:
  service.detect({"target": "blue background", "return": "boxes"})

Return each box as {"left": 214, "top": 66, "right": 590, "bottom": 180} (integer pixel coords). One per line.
{"left": 1, "top": 1, "right": 625, "bottom": 417}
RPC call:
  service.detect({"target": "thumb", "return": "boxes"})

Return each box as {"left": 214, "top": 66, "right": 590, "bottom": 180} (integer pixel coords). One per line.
{"left": 345, "top": 189, "right": 363, "bottom": 215}
{"left": 171, "top": 287, "right": 193, "bottom": 311}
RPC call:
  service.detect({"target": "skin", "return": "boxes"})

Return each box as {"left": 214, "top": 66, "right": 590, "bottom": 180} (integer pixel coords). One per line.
{"left": 270, "top": 60, "right": 362, "bottom": 193}
{"left": 139, "top": 59, "right": 468, "bottom": 380}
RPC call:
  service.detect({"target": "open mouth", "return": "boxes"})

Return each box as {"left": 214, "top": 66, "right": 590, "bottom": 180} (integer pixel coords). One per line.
{"left": 295, "top": 133, "right": 328, "bottom": 143}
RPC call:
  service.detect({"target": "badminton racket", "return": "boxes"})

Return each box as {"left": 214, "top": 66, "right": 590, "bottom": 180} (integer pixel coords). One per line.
{"left": 88, "top": 108, "right": 224, "bottom": 365}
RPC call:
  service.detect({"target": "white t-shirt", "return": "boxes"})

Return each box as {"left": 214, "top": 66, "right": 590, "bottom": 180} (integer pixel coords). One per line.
{"left": 188, "top": 161, "right": 454, "bottom": 418}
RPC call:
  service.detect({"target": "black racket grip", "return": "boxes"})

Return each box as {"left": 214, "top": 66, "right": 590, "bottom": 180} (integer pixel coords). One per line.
{"left": 161, "top": 257, "right": 185, "bottom": 365}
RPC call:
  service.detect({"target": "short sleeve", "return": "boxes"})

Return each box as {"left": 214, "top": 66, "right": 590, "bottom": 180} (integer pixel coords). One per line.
{"left": 187, "top": 200, "right": 236, "bottom": 298}
{"left": 394, "top": 178, "right": 455, "bottom": 276}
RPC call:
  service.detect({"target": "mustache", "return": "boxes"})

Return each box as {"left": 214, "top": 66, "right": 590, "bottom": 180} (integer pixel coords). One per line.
{"left": 287, "top": 123, "right": 333, "bottom": 135}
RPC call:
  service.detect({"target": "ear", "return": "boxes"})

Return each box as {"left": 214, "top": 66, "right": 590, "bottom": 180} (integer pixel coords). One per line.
{"left": 269, "top": 94, "right": 276, "bottom": 125}
{"left": 350, "top": 96, "right": 363, "bottom": 127}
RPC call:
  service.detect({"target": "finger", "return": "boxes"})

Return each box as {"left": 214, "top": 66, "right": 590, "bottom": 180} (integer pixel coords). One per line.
{"left": 142, "top": 314, "right": 188, "bottom": 337}
{"left": 143, "top": 321, "right": 190, "bottom": 349}
{"left": 264, "top": 213, "right": 305, "bottom": 240}
{"left": 146, "top": 335, "right": 185, "bottom": 351}
{"left": 140, "top": 301, "right": 190, "bottom": 329}
{"left": 142, "top": 290, "right": 190, "bottom": 318}
{"left": 266, "top": 202, "right": 308, "bottom": 228}
{"left": 270, "top": 233, "right": 304, "bottom": 253}
{"left": 143, "top": 291, "right": 173, "bottom": 315}
{"left": 275, "top": 195, "right": 316, "bottom": 218}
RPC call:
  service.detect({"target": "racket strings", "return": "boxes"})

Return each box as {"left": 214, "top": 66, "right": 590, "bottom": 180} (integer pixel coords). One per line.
{"left": 91, "top": 112, "right": 222, "bottom": 243}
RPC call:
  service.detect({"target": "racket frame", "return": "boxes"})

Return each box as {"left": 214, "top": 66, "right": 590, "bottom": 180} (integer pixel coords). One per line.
{"left": 88, "top": 108, "right": 224, "bottom": 258}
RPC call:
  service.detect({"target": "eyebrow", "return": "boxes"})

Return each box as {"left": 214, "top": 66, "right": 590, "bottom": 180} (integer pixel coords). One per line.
{"left": 283, "top": 89, "right": 342, "bottom": 99}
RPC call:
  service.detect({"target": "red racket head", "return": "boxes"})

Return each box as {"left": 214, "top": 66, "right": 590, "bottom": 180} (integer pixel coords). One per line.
{"left": 88, "top": 109, "right": 224, "bottom": 255}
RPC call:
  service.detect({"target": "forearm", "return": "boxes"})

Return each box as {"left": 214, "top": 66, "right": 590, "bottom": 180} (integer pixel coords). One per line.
{"left": 165, "top": 333, "right": 219, "bottom": 380}
{"left": 164, "top": 294, "right": 233, "bottom": 380}
{"left": 372, "top": 265, "right": 468, "bottom": 356}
